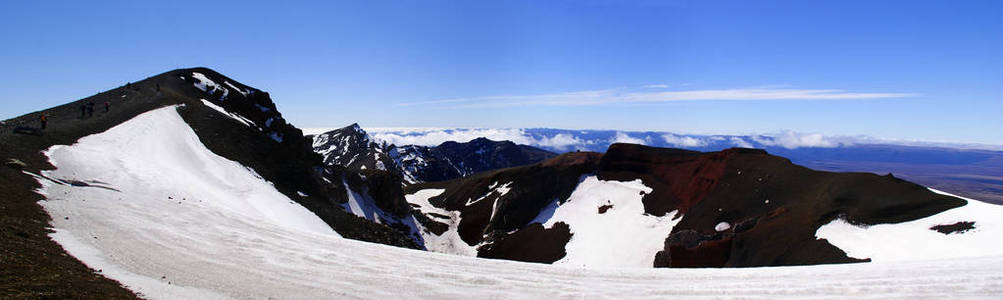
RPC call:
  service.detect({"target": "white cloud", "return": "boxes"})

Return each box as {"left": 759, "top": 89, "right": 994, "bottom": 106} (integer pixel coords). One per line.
{"left": 369, "top": 128, "right": 535, "bottom": 146}
{"left": 534, "top": 133, "right": 589, "bottom": 151}
{"left": 399, "top": 87, "right": 917, "bottom": 108}
{"left": 611, "top": 132, "right": 648, "bottom": 145}
{"left": 662, "top": 134, "right": 707, "bottom": 147}
{"left": 750, "top": 131, "right": 853, "bottom": 149}
{"left": 643, "top": 84, "right": 670, "bottom": 89}
{"left": 729, "top": 137, "right": 754, "bottom": 148}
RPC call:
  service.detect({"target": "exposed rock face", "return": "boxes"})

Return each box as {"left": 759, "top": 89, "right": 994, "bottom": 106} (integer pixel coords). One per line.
{"left": 313, "top": 123, "right": 397, "bottom": 172}
{"left": 406, "top": 143, "right": 967, "bottom": 267}
{"left": 312, "top": 126, "right": 556, "bottom": 184}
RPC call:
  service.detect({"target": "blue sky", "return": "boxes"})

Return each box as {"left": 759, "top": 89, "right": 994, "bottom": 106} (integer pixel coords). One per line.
{"left": 1, "top": 1, "right": 1001, "bottom": 144}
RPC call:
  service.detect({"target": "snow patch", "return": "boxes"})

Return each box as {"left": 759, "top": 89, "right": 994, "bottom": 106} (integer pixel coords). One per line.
{"left": 816, "top": 189, "right": 1003, "bottom": 262}
{"left": 715, "top": 222, "right": 731, "bottom": 232}
{"left": 465, "top": 182, "right": 512, "bottom": 206}
{"left": 406, "top": 189, "right": 478, "bottom": 256}
{"left": 191, "top": 72, "right": 229, "bottom": 100}
{"left": 536, "top": 175, "right": 680, "bottom": 268}
{"left": 225, "top": 81, "right": 248, "bottom": 97}
{"left": 201, "top": 99, "right": 255, "bottom": 128}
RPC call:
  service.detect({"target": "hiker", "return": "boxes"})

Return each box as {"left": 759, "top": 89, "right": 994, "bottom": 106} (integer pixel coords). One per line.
{"left": 86, "top": 101, "right": 95, "bottom": 117}
{"left": 156, "top": 83, "right": 160, "bottom": 92}
{"left": 104, "top": 101, "right": 110, "bottom": 113}
{"left": 80, "top": 104, "right": 87, "bottom": 118}
{"left": 39, "top": 113, "right": 47, "bottom": 130}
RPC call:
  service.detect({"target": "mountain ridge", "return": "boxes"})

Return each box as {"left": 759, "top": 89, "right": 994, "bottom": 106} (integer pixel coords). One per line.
{"left": 0, "top": 67, "right": 417, "bottom": 297}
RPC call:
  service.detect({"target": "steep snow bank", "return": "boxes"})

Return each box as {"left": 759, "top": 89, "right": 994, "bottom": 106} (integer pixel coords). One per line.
{"left": 38, "top": 106, "right": 338, "bottom": 296}
{"left": 816, "top": 189, "right": 1003, "bottom": 262}
{"left": 533, "top": 175, "right": 681, "bottom": 268}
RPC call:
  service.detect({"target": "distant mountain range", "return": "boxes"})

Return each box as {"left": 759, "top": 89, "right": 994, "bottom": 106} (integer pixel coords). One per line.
{"left": 310, "top": 124, "right": 556, "bottom": 184}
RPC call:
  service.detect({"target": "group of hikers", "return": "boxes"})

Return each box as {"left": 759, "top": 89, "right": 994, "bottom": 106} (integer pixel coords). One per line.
{"left": 6, "top": 81, "right": 154, "bottom": 135}
{"left": 79, "top": 101, "right": 110, "bottom": 118}
{"left": 22, "top": 100, "right": 112, "bottom": 133}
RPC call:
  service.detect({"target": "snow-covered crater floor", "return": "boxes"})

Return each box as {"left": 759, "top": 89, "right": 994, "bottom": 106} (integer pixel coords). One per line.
{"left": 35, "top": 107, "right": 1003, "bottom": 299}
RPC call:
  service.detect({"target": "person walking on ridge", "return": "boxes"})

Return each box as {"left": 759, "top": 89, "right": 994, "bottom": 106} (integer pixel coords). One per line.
{"left": 39, "top": 113, "right": 47, "bottom": 130}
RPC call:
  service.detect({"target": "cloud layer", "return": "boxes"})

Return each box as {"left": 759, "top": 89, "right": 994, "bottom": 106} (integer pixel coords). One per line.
{"left": 364, "top": 127, "right": 868, "bottom": 153}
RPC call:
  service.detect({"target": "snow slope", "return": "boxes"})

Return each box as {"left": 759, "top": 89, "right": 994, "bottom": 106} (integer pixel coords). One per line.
{"left": 533, "top": 176, "right": 682, "bottom": 268}
{"left": 816, "top": 189, "right": 1003, "bottom": 262}
{"left": 405, "top": 189, "right": 478, "bottom": 256}
{"left": 32, "top": 107, "right": 1003, "bottom": 298}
